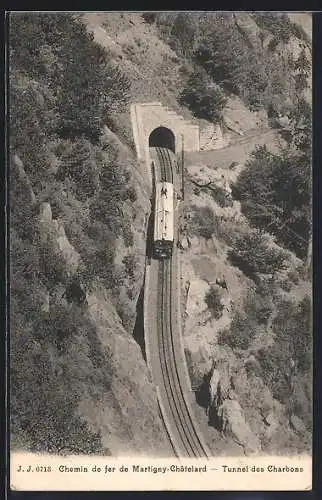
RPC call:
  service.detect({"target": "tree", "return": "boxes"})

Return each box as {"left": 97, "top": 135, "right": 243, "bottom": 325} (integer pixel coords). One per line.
{"left": 228, "top": 229, "right": 288, "bottom": 279}
{"left": 234, "top": 144, "right": 311, "bottom": 259}
{"left": 192, "top": 206, "right": 220, "bottom": 239}
{"left": 180, "top": 68, "right": 227, "bottom": 123}
{"left": 218, "top": 312, "right": 257, "bottom": 350}
{"left": 205, "top": 287, "right": 224, "bottom": 319}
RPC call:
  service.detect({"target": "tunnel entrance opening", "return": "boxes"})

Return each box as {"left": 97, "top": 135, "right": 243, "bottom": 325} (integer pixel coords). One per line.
{"left": 149, "top": 126, "right": 175, "bottom": 153}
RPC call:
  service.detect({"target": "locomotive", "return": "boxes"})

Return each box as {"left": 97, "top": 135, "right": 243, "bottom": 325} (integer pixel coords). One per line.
{"left": 153, "top": 181, "right": 174, "bottom": 259}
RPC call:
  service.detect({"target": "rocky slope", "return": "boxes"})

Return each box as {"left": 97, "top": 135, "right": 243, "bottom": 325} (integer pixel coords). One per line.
{"left": 11, "top": 145, "right": 171, "bottom": 456}
{"left": 10, "top": 13, "right": 171, "bottom": 457}
{"left": 179, "top": 133, "right": 311, "bottom": 456}
{"left": 10, "top": 12, "right": 311, "bottom": 457}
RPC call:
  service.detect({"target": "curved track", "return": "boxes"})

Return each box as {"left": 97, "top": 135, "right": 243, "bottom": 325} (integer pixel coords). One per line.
{"left": 153, "top": 146, "right": 209, "bottom": 458}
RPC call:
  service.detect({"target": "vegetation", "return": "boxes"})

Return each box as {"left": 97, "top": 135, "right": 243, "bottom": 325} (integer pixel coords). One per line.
{"left": 244, "top": 284, "right": 274, "bottom": 325}
{"left": 179, "top": 68, "right": 227, "bottom": 123}
{"left": 149, "top": 12, "right": 309, "bottom": 116}
{"left": 191, "top": 205, "right": 220, "bottom": 240}
{"left": 233, "top": 142, "right": 311, "bottom": 259}
{"left": 228, "top": 229, "right": 288, "bottom": 280}
{"left": 256, "top": 296, "right": 312, "bottom": 428}
{"left": 10, "top": 13, "right": 137, "bottom": 454}
{"left": 218, "top": 312, "right": 257, "bottom": 350}
{"left": 205, "top": 286, "right": 224, "bottom": 320}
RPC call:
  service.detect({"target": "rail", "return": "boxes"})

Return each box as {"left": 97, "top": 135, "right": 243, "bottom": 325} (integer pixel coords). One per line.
{"left": 150, "top": 145, "right": 210, "bottom": 458}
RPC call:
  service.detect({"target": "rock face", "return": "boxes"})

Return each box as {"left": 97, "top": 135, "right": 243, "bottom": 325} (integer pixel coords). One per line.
{"left": 82, "top": 283, "right": 171, "bottom": 456}
{"left": 204, "top": 359, "right": 261, "bottom": 455}
{"left": 39, "top": 202, "right": 81, "bottom": 276}
{"left": 217, "top": 398, "right": 261, "bottom": 455}
{"left": 200, "top": 123, "right": 227, "bottom": 151}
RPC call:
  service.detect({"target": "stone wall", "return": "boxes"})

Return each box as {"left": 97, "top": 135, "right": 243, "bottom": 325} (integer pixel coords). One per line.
{"left": 131, "top": 102, "right": 200, "bottom": 164}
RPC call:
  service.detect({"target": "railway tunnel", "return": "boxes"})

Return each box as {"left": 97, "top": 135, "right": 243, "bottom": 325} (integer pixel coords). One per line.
{"left": 149, "top": 126, "right": 175, "bottom": 153}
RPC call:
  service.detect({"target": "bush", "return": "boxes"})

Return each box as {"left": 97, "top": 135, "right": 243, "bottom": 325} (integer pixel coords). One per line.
{"left": 10, "top": 303, "right": 106, "bottom": 454}
{"left": 205, "top": 286, "right": 224, "bottom": 319}
{"left": 56, "top": 139, "right": 99, "bottom": 200}
{"left": 122, "top": 254, "right": 138, "bottom": 282}
{"left": 179, "top": 68, "right": 227, "bottom": 124}
{"left": 228, "top": 229, "right": 288, "bottom": 279}
{"left": 192, "top": 205, "right": 220, "bottom": 239}
{"left": 234, "top": 142, "right": 311, "bottom": 259}
{"left": 218, "top": 312, "right": 257, "bottom": 350}
{"left": 273, "top": 296, "right": 312, "bottom": 372}
{"left": 244, "top": 288, "right": 273, "bottom": 325}
{"left": 256, "top": 345, "right": 293, "bottom": 404}
{"left": 210, "top": 185, "right": 233, "bottom": 208}
{"left": 255, "top": 294, "right": 312, "bottom": 416}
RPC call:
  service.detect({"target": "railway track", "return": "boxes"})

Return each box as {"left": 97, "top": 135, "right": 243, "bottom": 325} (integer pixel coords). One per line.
{"left": 153, "top": 146, "right": 209, "bottom": 458}
{"left": 156, "top": 146, "right": 173, "bottom": 183}
{"left": 157, "top": 260, "right": 209, "bottom": 458}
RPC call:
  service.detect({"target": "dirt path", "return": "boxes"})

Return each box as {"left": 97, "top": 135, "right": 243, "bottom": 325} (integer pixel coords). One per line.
{"left": 185, "top": 128, "right": 281, "bottom": 170}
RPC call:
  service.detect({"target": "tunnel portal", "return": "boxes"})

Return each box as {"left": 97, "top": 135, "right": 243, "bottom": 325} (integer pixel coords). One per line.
{"left": 149, "top": 126, "right": 175, "bottom": 153}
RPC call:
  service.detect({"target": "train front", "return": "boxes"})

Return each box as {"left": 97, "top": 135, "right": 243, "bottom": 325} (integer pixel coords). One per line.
{"left": 153, "top": 181, "right": 174, "bottom": 259}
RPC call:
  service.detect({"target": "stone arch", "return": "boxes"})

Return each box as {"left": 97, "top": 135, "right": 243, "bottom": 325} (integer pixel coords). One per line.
{"left": 148, "top": 126, "right": 175, "bottom": 153}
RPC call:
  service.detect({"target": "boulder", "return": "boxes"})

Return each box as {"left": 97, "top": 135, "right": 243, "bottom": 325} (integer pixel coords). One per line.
{"left": 218, "top": 398, "right": 261, "bottom": 454}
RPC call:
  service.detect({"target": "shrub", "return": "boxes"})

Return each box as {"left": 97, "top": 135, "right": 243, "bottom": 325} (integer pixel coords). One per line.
{"left": 218, "top": 312, "right": 257, "bottom": 350}
{"left": 256, "top": 345, "right": 293, "bottom": 404}
{"left": 244, "top": 288, "right": 273, "bottom": 325}
{"left": 179, "top": 68, "right": 227, "bottom": 124}
{"left": 122, "top": 254, "right": 138, "bottom": 282}
{"left": 255, "top": 294, "right": 312, "bottom": 416}
{"left": 273, "top": 295, "right": 312, "bottom": 372}
{"left": 56, "top": 139, "right": 99, "bottom": 200}
{"left": 39, "top": 241, "right": 69, "bottom": 287}
{"left": 192, "top": 205, "right": 220, "bottom": 239}
{"left": 228, "top": 229, "right": 288, "bottom": 279}
{"left": 205, "top": 286, "right": 224, "bottom": 319}
{"left": 210, "top": 185, "right": 233, "bottom": 208}
{"left": 234, "top": 143, "right": 311, "bottom": 259}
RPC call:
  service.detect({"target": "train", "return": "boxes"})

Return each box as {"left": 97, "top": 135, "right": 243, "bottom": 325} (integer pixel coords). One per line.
{"left": 153, "top": 181, "right": 174, "bottom": 259}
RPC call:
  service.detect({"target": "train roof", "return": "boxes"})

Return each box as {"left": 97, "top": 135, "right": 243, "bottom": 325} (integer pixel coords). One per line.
{"left": 154, "top": 182, "right": 174, "bottom": 242}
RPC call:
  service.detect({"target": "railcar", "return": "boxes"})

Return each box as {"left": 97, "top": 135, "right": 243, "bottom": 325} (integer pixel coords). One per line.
{"left": 153, "top": 181, "right": 174, "bottom": 259}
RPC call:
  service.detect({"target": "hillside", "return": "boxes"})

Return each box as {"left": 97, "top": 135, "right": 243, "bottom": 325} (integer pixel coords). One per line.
{"left": 10, "top": 12, "right": 311, "bottom": 457}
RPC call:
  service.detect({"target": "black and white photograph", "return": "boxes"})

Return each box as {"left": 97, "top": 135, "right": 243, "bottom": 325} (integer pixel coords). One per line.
{"left": 8, "top": 11, "right": 312, "bottom": 491}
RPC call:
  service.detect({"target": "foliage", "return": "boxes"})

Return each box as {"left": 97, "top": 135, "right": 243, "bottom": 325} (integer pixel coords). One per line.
{"left": 233, "top": 145, "right": 311, "bottom": 259}
{"left": 244, "top": 286, "right": 273, "bottom": 325}
{"left": 218, "top": 312, "right": 257, "bottom": 350}
{"left": 255, "top": 295, "right": 312, "bottom": 424}
{"left": 10, "top": 13, "right": 131, "bottom": 143}
{"left": 205, "top": 286, "right": 224, "bottom": 319}
{"left": 191, "top": 205, "right": 220, "bottom": 239}
{"left": 228, "top": 228, "right": 288, "bottom": 279}
{"left": 11, "top": 303, "right": 108, "bottom": 454}
{"left": 56, "top": 139, "right": 100, "bottom": 200}
{"left": 122, "top": 254, "right": 138, "bottom": 282}
{"left": 209, "top": 184, "right": 233, "bottom": 208}
{"left": 10, "top": 12, "right": 138, "bottom": 454}
{"left": 272, "top": 296, "right": 312, "bottom": 372}
{"left": 180, "top": 68, "right": 227, "bottom": 123}
{"left": 152, "top": 12, "right": 310, "bottom": 116}
{"left": 252, "top": 12, "right": 310, "bottom": 44}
